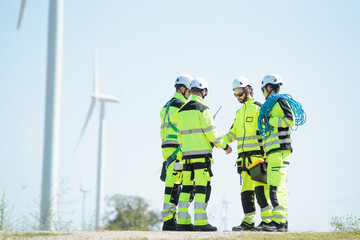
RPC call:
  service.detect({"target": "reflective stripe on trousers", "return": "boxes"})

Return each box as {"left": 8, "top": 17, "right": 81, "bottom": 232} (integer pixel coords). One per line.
{"left": 194, "top": 202, "right": 208, "bottom": 224}
{"left": 161, "top": 150, "right": 182, "bottom": 222}
{"left": 240, "top": 158, "right": 272, "bottom": 224}
{"left": 177, "top": 158, "right": 211, "bottom": 226}
{"left": 267, "top": 150, "right": 290, "bottom": 224}
{"left": 261, "top": 205, "right": 272, "bottom": 223}
{"left": 161, "top": 203, "right": 176, "bottom": 219}
{"left": 244, "top": 211, "right": 255, "bottom": 224}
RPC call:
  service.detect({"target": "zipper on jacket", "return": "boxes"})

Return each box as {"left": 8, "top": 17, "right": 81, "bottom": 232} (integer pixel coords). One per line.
{"left": 241, "top": 103, "right": 247, "bottom": 152}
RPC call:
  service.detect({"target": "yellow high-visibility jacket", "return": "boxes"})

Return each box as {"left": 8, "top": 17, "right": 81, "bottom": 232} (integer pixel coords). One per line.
{"left": 223, "top": 97, "right": 264, "bottom": 156}
{"left": 262, "top": 98, "right": 294, "bottom": 155}
{"left": 160, "top": 92, "right": 187, "bottom": 149}
{"left": 178, "top": 95, "right": 228, "bottom": 159}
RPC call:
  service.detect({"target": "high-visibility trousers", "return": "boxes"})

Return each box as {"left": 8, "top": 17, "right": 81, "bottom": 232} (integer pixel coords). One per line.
{"left": 177, "top": 158, "right": 211, "bottom": 226}
{"left": 267, "top": 150, "right": 291, "bottom": 224}
{"left": 239, "top": 156, "right": 272, "bottom": 225}
{"left": 161, "top": 148, "right": 182, "bottom": 222}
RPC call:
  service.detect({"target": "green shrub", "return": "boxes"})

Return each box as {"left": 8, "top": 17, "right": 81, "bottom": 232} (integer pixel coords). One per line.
{"left": 0, "top": 191, "right": 15, "bottom": 230}
{"left": 104, "top": 194, "right": 162, "bottom": 230}
{"left": 330, "top": 214, "right": 360, "bottom": 233}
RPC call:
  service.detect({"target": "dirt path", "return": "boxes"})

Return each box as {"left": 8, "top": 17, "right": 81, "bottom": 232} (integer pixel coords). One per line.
{"left": 0, "top": 231, "right": 278, "bottom": 240}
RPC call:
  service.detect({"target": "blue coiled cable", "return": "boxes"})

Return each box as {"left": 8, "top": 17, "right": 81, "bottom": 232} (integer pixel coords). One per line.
{"left": 258, "top": 94, "right": 306, "bottom": 137}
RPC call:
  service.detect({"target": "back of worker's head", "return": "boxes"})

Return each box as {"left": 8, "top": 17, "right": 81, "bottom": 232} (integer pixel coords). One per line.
{"left": 261, "top": 73, "right": 282, "bottom": 93}
{"left": 190, "top": 77, "right": 208, "bottom": 98}
{"left": 175, "top": 74, "right": 193, "bottom": 90}
{"left": 232, "top": 76, "right": 254, "bottom": 97}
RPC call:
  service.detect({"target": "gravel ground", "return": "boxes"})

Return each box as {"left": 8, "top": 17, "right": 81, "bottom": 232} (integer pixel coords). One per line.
{"left": 0, "top": 231, "right": 281, "bottom": 240}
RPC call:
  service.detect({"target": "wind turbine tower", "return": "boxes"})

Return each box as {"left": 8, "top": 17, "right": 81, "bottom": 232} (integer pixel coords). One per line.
{"left": 220, "top": 198, "right": 230, "bottom": 230}
{"left": 80, "top": 185, "right": 90, "bottom": 230}
{"left": 17, "top": 0, "right": 63, "bottom": 230}
{"left": 74, "top": 47, "right": 119, "bottom": 230}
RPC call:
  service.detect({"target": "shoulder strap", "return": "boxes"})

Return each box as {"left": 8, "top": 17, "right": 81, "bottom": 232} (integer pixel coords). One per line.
{"left": 164, "top": 99, "right": 179, "bottom": 132}
{"left": 254, "top": 101, "right": 263, "bottom": 107}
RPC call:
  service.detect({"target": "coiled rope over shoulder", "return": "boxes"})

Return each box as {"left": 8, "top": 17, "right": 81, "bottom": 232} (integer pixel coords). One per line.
{"left": 257, "top": 94, "right": 306, "bottom": 137}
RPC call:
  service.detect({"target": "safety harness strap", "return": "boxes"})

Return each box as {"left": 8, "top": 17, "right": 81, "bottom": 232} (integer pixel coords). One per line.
{"left": 165, "top": 99, "right": 179, "bottom": 133}
{"left": 182, "top": 157, "right": 213, "bottom": 177}
{"left": 166, "top": 146, "right": 181, "bottom": 168}
{"left": 237, "top": 151, "right": 262, "bottom": 175}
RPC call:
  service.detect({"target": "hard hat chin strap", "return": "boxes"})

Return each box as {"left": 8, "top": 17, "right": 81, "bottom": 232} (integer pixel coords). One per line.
{"left": 201, "top": 89, "right": 208, "bottom": 99}
{"left": 191, "top": 88, "right": 207, "bottom": 99}
{"left": 180, "top": 88, "right": 187, "bottom": 99}
{"left": 265, "top": 87, "right": 273, "bottom": 100}
{"left": 178, "top": 86, "right": 190, "bottom": 99}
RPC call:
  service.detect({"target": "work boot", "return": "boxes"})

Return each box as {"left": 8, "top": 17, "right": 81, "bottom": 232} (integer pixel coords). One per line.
{"left": 176, "top": 223, "right": 195, "bottom": 231}
{"left": 262, "top": 221, "right": 286, "bottom": 232}
{"left": 162, "top": 218, "right": 177, "bottom": 231}
{"left": 285, "top": 221, "right": 288, "bottom": 232}
{"left": 194, "top": 224, "right": 217, "bottom": 231}
{"left": 232, "top": 221, "right": 254, "bottom": 231}
{"left": 253, "top": 221, "right": 269, "bottom": 231}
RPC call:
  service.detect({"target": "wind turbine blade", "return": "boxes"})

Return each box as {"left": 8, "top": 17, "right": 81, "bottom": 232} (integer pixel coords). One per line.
{"left": 93, "top": 44, "right": 99, "bottom": 94}
{"left": 72, "top": 99, "right": 96, "bottom": 158}
{"left": 17, "top": 0, "right": 27, "bottom": 29}
{"left": 93, "top": 93, "right": 120, "bottom": 103}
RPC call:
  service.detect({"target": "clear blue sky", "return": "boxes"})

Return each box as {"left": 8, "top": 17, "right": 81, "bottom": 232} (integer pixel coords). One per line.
{"left": 1, "top": 0, "right": 359, "bottom": 231}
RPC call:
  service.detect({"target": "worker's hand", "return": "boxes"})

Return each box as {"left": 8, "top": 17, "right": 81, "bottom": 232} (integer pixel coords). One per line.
{"left": 262, "top": 117, "right": 267, "bottom": 124}
{"left": 225, "top": 145, "right": 232, "bottom": 154}
{"left": 262, "top": 162, "right": 267, "bottom": 172}
{"left": 263, "top": 114, "right": 271, "bottom": 124}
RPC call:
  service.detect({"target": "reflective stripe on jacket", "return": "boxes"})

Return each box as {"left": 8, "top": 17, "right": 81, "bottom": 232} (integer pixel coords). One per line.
{"left": 262, "top": 98, "right": 294, "bottom": 155}
{"left": 160, "top": 92, "right": 187, "bottom": 149}
{"left": 223, "top": 97, "right": 264, "bottom": 155}
{"left": 178, "top": 95, "right": 227, "bottom": 159}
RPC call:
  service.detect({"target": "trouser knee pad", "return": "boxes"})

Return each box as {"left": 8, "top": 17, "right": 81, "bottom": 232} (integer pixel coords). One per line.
{"left": 170, "top": 184, "right": 181, "bottom": 205}
{"left": 205, "top": 182, "right": 211, "bottom": 203}
{"left": 255, "top": 186, "right": 269, "bottom": 208}
{"left": 269, "top": 185, "right": 279, "bottom": 208}
{"left": 160, "top": 161, "right": 167, "bottom": 181}
{"left": 241, "top": 191, "right": 255, "bottom": 214}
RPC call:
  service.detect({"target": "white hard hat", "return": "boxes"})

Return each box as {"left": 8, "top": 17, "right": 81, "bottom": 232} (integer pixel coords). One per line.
{"left": 261, "top": 73, "right": 283, "bottom": 88}
{"left": 232, "top": 76, "right": 252, "bottom": 90}
{"left": 175, "top": 74, "right": 193, "bottom": 89}
{"left": 190, "top": 77, "right": 208, "bottom": 90}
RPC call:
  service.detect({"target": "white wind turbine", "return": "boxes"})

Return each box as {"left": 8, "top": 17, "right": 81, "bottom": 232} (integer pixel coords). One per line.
{"left": 17, "top": 0, "right": 63, "bottom": 231}
{"left": 80, "top": 185, "right": 90, "bottom": 230}
{"left": 74, "top": 46, "right": 120, "bottom": 230}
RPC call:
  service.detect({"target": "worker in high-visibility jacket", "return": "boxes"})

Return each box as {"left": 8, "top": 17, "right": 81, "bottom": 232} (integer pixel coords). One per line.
{"left": 260, "top": 74, "right": 294, "bottom": 232}
{"left": 176, "top": 77, "right": 232, "bottom": 232}
{"left": 160, "top": 74, "right": 193, "bottom": 231}
{"left": 222, "top": 77, "right": 272, "bottom": 231}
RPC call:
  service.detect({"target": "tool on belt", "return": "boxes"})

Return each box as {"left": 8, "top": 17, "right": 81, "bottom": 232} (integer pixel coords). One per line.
{"left": 237, "top": 151, "right": 264, "bottom": 185}
{"left": 248, "top": 159, "right": 267, "bottom": 184}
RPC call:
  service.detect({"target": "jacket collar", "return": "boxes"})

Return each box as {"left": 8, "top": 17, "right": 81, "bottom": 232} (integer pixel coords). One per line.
{"left": 243, "top": 97, "right": 255, "bottom": 106}
{"left": 191, "top": 94, "right": 207, "bottom": 105}
{"left": 173, "top": 92, "right": 187, "bottom": 103}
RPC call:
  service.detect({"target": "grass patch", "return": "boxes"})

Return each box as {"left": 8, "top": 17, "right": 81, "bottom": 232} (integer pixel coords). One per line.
{"left": 211, "top": 232, "right": 360, "bottom": 240}
{"left": 1, "top": 231, "right": 360, "bottom": 240}
{"left": 0, "top": 231, "right": 72, "bottom": 239}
